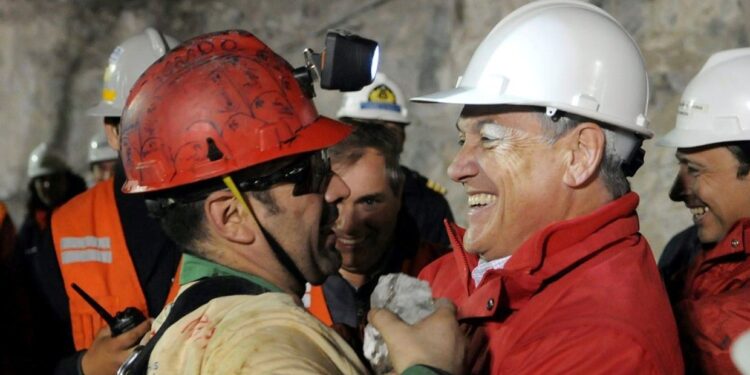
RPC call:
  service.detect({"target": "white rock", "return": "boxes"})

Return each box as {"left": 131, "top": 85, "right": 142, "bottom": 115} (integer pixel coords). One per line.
{"left": 363, "top": 273, "right": 435, "bottom": 374}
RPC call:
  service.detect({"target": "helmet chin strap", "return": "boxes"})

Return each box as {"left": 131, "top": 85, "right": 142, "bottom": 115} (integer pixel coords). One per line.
{"left": 222, "top": 176, "right": 308, "bottom": 290}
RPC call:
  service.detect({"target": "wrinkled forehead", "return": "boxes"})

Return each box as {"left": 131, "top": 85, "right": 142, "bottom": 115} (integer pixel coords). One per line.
{"left": 456, "top": 105, "right": 544, "bottom": 134}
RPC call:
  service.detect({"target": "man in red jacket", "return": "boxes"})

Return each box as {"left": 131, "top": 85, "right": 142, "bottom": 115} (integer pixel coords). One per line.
{"left": 658, "top": 48, "right": 750, "bottom": 374}
{"left": 370, "top": 1, "right": 683, "bottom": 374}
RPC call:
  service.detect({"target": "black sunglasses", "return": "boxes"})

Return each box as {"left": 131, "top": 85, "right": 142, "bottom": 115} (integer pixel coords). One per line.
{"left": 236, "top": 149, "right": 332, "bottom": 196}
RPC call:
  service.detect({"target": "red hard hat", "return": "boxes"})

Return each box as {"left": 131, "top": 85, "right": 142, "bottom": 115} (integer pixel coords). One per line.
{"left": 120, "top": 30, "right": 351, "bottom": 194}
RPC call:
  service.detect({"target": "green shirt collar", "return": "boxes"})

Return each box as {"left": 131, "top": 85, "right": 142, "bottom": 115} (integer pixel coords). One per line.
{"left": 179, "top": 253, "right": 283, "bottom": 293}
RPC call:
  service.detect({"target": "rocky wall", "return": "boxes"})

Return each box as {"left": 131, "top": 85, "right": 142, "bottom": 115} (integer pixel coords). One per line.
{"left": 1, "top": 0, "right": 748, "bottom": 257}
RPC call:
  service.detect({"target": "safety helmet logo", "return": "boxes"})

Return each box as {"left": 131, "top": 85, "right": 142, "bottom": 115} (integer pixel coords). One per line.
{"left": 676, "top": 100, "right": 709, "bottom": 118}
{"left": 87, "top": 28, "right": 178, "bottom": 117}
{"left": 101, "top": 46, "right": 125, "bottom": 102}
{"left": 362, "top": 84, "right": 402, "bottom": 113}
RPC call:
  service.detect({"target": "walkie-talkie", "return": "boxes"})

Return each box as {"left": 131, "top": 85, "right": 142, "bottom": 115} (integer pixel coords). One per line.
{"left": 71, "top": 283, "right": 146, "bottom": 336}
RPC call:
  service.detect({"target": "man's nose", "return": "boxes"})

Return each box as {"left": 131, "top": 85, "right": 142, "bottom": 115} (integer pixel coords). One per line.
{"left": 325, "top": 173, "right": 350, "bottom": 204}
{"left": 447, "top": 144, "right": 479, "bottom": 183}
{"left": 669, "top": 171, "right": 690, "bottom": 202}
{"left": 334, "top": 202, "right": 357, "bottom": 234}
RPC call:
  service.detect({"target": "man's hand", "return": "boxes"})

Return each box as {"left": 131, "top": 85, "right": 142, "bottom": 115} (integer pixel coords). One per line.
{"left": 368, "top": 298, "right": 465, "bottom": 374}
{"left": 81, "top": 319, "right": 151, "bottom": 375}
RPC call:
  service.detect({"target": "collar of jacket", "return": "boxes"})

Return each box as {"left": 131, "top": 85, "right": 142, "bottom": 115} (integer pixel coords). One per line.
{"left": 696, "top": 218, "right": 750, "bottom": 267}
{"left": 444, "top": 192, "right": 641, "bottom": 319}
{"left": 179, "top": 253, "right": 283, "bottom": 293}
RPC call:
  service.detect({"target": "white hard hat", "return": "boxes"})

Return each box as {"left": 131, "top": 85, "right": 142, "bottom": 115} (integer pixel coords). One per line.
{"left": 733, "top": 330, "right": 750, "bottom": 375}
{"left": 412, "top": 0, "right": 652, "bottom": 139}
{"left": 658, "top": 48, "right": 750, "bottom": 148}
{"left": 336, "top": 72, "right": 410, "bottom": 125}
{"left": 27, "top": 142, "right": 68, "bottom": 179}
{"left": 88, "top": 131, "right": 118, "bottom": 164}
{"left": 86, "top": 28, "right": 178, "bottom": 117}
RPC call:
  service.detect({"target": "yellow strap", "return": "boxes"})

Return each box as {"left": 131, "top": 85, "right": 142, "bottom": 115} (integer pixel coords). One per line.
{"left": 222, "top": 176, "right": 254, "bottom": 216}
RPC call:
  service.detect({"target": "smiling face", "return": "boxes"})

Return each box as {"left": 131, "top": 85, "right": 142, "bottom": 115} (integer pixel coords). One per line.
{"left": 332, "top": 147, "right": 402, "bottom": 275}
{"left": 447, "top": 106, "right": 568, "bottom": 260}
{"left": 671, "top": 146, "right": 750, "bottom": 244}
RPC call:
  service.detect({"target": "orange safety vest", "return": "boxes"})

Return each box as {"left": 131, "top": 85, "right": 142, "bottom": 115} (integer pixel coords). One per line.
{"left": 306, "top": 284, "right": 334, "bottom": 326}
{"left": 51, "top": 178, "right": 180, "bottom": 350}
{"left": 305, "top": 242, "right": 445, "bottom": 326}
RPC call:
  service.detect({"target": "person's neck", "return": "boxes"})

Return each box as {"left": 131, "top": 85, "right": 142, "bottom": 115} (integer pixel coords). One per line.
{"left": 270, "top": 272, "right": 305, "bottom": 296}
{"left": 339, "top": 269, "right": 369, "bottom": 289}
{"left": 338, "top": 241, "right": 396, "bottom": 290}
{"left": 565, "top": 183, "right": 613, "bottom": 219}
{"left": 206, "top": 241, "right": 305, "bottom": 297}
{"left": 480, "top": 185, "right": 613, "bottom": 261}
{"left": 240, "top": 258, "right": 304, "bottom": 296}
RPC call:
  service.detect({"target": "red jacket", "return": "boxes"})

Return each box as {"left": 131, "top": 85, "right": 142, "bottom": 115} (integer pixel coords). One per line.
{"left": 419, "top": 193, "right": 683, "bottom": 374}
{"left": 676, "top": 218, "right": 750, "bottom": 374}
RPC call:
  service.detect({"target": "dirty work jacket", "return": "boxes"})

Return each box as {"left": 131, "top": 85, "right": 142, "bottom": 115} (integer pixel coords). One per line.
{"left": 419, "top": 193, "right": 684, "bottom": 374}
{"left": 676, "top": 218, "right": 750, "bottom": 374}
{"left": 51, "top": 177, "right": 181, "bottom": 350}
{"left": 146, "top": 254, "right": 368, "bottom": 374}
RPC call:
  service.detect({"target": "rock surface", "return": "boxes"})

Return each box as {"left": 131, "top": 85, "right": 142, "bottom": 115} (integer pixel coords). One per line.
{"left": 1, "top": 0, "right": 748, "bottom": 256}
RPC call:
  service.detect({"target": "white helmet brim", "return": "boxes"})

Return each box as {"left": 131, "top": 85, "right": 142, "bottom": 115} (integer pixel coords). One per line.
{"left": 86, "top": 102, "right": 121, "bottom": 117}
{"left": 413, "top": 87, "right": 654, "bottom": 139}
{"left": 658, "top": 127, "right": 750, "bottom": 149}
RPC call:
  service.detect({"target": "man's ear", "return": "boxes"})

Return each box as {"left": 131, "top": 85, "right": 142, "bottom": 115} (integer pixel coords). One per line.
{"left": 104, "top": 123, "right": 120, "bottom": 152}
{"left": 204, "top": 190, "right": 255, "bottom": 245}
{"left": 561, "top": 122, "right": 605, "bottom": 188}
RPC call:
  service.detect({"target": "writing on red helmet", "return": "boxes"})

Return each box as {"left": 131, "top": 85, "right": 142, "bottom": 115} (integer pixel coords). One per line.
{"left": 120, "top": 30, "right": 351, "bottom": 194}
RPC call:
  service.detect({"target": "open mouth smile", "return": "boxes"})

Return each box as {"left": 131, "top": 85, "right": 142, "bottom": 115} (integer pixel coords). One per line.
{"left": 689, "top": 205, "right": 709, "bottom": 223}
{"left": 468, "top": 193, "right": 497, "bottom": 208}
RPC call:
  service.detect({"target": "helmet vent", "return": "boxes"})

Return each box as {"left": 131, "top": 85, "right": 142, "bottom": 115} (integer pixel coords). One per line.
{"left": 206, "top": 137, "right": 224, "bottom": 161}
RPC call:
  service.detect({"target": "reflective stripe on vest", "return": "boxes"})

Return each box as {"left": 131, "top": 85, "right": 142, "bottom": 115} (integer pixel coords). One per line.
{"left": 51, "top": 178, "right": 180, "bottom": 350}
{"left": 304, "top": 283, "right": 334, "bottom": 326}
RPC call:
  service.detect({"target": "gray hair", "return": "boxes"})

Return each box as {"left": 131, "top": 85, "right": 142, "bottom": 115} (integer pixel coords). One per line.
{"left": 535, "top": 112, "right": 631, "bottom": 198}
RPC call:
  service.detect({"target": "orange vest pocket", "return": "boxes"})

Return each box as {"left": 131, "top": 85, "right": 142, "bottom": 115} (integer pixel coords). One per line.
{"left": 69, "top": 294, "right": 121, "bottom": 350}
